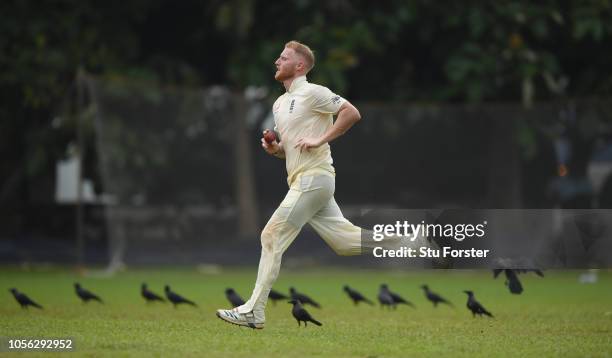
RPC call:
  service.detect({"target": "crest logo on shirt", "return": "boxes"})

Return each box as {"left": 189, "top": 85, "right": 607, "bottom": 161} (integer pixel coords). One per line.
{"left": 289, "top": 99, "right": 295, "bottom": 113}
{"left": 331, "top": 96, "right": 341, "bottom": 104}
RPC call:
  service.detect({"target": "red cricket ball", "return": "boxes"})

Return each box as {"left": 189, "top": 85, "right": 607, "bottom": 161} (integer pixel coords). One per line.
{"left": 263, "top": 129, "right": 277, "bottom": 144}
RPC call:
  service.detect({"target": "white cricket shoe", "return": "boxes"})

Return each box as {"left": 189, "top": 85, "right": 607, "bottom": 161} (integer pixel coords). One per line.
{"left": 216, "top": 309, "right": 264, "bottom": 329}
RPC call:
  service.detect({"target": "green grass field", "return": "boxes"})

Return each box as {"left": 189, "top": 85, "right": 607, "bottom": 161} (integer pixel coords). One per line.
{"left": 1, "top": 267, "right": 611, "bottom": 357}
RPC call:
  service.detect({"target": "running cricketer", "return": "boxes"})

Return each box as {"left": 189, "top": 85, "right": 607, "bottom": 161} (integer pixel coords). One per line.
{"left": 216, "top": 41, "right": 426, "bottom": 329}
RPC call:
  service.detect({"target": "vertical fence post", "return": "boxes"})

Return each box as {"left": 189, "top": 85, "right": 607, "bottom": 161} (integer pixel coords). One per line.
{"left": 75, "top": 67, "right": 85, "bottom": 269}
{"left": 233, "top": 94, "right": 259, "bottom": 239}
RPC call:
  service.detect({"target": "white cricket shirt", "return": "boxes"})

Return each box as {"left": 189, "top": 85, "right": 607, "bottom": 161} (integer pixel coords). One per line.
{"left": 272, "top": 76, "right": 346, "bottom": 186}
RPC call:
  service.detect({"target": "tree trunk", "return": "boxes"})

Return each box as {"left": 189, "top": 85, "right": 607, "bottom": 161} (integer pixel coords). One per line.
{"left": 233, "top": 95, "right": 259, "bottom": 238}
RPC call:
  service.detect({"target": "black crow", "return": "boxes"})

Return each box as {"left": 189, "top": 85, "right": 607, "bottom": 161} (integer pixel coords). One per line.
{"left": 464, "top": 290, "right": 493, "bottom": 317}
{"left": 377, "top": 284, "right": 395, "bottom": 309}
{"left": 141, "top": 283, "right": 165, "bottom": 303}
{"left": 343, "top": 285, "right": 374, "bottom": 305}
{"left": 225, "top": 288, "right": 245, "bottom": 308}
{"left": 493, "top": 269, "right": 544, "bottom": 294}
{"left": 165, "top": 285, "right": 197, "bottom": 308}
{"left": 421, "top": 285, "right": 453, "bottom": 307}
{"left": 268, "top": 289, "right": 288, "bottom": 306}
{"left": 9, "top": 288, "right": 43, "bottom": 309}
{"left": 289, "top": 287, "right": 321, "bottom": 308}
{"left": 289, "top": 300, "right": 322, "bottom": 327}
{"left": 74, "top": 283, "right": 103, "bottom": 303}
{"left": 378, "top": 284, "right": 414, "bottom": 309}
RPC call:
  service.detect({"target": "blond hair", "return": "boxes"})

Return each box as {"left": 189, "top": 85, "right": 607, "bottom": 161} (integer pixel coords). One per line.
{"left": 285, "top": 40, "right": 315, "bottom": 72}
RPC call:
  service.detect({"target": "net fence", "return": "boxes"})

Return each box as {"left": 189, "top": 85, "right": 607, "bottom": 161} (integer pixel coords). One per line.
{"left": 73, "top": 76, "right": 612, "bottom": 267}
{"left": 89, "top": 77, "right": 262, "bottom": 267}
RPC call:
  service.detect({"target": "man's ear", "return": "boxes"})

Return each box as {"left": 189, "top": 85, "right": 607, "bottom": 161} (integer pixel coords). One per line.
{"left": 295, "top": 60, "right": 305, "bottom": 72}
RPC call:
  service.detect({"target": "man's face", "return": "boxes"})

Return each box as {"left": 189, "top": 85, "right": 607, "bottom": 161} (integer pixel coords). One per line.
{"left": 274, "top": 47, "right": 300, "bottom": 81}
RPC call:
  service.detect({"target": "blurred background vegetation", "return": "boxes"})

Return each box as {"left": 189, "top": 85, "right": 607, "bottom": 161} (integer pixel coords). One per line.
{"left": 1, "top": 1, "right": 612, "bottom": 264}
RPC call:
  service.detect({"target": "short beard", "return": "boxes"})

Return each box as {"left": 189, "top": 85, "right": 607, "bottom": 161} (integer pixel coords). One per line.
{"left": 275, "top": 68, "right": 294, "bottom": 82}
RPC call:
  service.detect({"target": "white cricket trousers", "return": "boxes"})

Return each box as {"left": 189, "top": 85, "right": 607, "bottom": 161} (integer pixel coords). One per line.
{"left": 235, "top": 173, "right": 361, "bottom": 317}
{"left": 235, "top": 173, "right": 429, "bottom": 319}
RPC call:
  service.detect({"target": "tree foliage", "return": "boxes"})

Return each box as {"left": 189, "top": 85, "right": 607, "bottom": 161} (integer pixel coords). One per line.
{"left": 1, "top": 0, "right": 611, "bottom": 204}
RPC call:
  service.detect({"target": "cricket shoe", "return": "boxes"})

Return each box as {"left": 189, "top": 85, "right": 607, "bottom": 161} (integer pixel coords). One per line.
{"left": 216, "top": 309, "right": 264, "bottom": 329}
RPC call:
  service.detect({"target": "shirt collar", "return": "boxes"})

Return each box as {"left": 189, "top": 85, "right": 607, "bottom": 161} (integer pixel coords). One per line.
{"left": 288, "top": 76, "right": 307, "bottom": 93}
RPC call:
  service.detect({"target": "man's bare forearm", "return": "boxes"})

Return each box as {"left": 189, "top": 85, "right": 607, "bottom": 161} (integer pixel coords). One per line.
{"left": 319, "top": 102, "right": 361, "bottom": 145}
